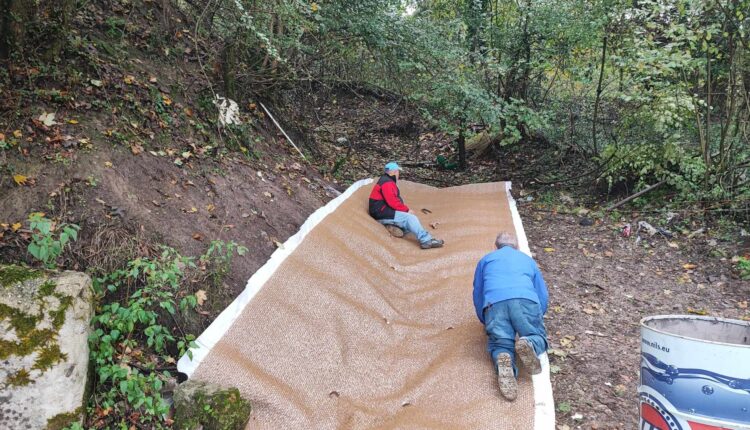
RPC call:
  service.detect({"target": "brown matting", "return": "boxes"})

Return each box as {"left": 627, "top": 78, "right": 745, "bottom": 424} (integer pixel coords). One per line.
{"left": 190, "top": 181, "right": 534, "bottom": 429}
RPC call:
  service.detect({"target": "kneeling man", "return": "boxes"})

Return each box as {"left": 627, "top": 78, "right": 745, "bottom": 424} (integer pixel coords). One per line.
{"left": 472, "top": 231, "right": 549, "bottom": 400}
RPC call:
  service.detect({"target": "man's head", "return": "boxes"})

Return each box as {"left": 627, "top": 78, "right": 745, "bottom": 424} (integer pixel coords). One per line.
{"left": 495, "top": 231, "right": 518, "bottom": 250}
{"left": 384, "top": 161, "right": 401, "bottom": 179}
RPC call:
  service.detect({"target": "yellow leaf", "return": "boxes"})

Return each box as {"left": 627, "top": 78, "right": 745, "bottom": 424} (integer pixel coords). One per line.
{"left": 68, "top": 119, "right": 79, "bottom": 124}
{"left": 687, "top": 307, "right": 708, "bottom": 315}
{"left": 162, "top": 94, "right": 172, "bottom": 106}
{"left": 11, "top": 222, "right": 22, "bottom": 232}
{"left": 311, "top": 2, "right": 319, "bottom": 12}
{"left": 195, "top": 290, "right": 207, "bottom": 306}
{"left": 104, "top": 161, "right": 113, "bottom": 168}
{"left": 189, "top": 207, "right": 197, "bottom": 213}
{"left": 13, "top": 174, "right": 28, "bottom": 185}
{"left": 206, "top": 204, "right": 215, "bottom": 212}
{"left": 682, "top": 263, "right": 697, "bottom": 270}
{"left": 13, "top": 130, "right": 22, "bottom": 138}
{"left": 544, "top": 247, "right": 555, "bottom": 253}
{"left": 124, "top": 75, "right": 135, "bottom": 84}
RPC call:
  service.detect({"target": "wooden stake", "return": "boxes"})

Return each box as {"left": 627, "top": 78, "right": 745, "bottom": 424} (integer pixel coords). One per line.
{"left": 605, "top": 180, "right": 666, "bottom": 211}
{"left": 259, "top": 102, "right": 306, "bottom": 160}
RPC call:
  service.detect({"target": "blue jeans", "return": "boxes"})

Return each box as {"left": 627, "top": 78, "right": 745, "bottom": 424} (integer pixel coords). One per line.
{"left": 379, "top": 211, "right": 433, "bottom": 244}
{"left": 484, "top": 298, "right": 548, "bottom": 376}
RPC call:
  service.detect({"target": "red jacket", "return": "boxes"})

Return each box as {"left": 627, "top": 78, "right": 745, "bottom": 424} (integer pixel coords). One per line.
{"left": 368, "top": 174, "right": 409, "bottom": 220}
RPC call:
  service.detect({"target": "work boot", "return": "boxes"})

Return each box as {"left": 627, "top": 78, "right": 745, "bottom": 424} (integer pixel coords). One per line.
{"left": 420, "top": 238, "right": 444, "bottom": 249}
{"left": 515, "top": 337, "right": 542, "bottom": 375}
{"left": 496, "top": 353, "right": 517, "bottom": 401}
{"left": 384, "top": 225, "right": 405, "bottom": 238}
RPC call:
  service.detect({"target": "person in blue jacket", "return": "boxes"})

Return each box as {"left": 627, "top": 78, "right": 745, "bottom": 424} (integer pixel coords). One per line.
{"left": 472, "top": 231, "right": 549, "bottom": 401}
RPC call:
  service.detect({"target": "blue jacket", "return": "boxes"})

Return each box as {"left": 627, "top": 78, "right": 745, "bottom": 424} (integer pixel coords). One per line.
{"left": 472, "top": 246, "right": 549, "bottom": 324}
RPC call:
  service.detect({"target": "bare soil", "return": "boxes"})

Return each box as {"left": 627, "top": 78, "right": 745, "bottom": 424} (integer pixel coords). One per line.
{"left": 522, "top": 203, "right": 750, "bottom": 429}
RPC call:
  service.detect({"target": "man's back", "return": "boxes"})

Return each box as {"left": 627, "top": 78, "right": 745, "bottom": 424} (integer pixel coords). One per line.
{"left": 473, "top": 246, "right": 548, "bottom": 322}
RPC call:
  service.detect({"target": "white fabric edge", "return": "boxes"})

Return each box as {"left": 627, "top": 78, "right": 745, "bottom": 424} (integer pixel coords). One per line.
{"left": 505, "top": 182, "right": 556, "bottom": 430}
{"left": 177, "top": 178, "right": 374, "bottom": 378}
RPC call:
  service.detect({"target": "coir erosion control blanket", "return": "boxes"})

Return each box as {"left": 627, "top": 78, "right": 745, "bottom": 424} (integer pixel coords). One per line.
{"left": 178, "top": 180, "right": 555, "bottom": 429}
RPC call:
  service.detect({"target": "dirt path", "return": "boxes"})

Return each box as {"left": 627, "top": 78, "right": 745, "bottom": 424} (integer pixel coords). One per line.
{"left": 521, "top": 205, "right": 750, "bottom": 428}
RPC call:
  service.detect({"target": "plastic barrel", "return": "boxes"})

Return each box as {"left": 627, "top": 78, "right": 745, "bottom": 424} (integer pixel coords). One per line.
{"left": 639, "top": 315, "right": 750, "bottom": 430}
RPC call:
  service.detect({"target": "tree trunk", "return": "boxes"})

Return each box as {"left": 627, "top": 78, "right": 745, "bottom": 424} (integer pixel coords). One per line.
{"left": 592, "top": 33, "right": 608, "bottom": 156}
{"left": 458, "top": 127, "right": 467, "bottom": 170}
{"left": 0, "top": 0, "right": 73, "bottom": 60}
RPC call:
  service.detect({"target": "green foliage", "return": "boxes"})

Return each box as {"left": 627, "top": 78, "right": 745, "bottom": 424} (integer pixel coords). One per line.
{"left": 90, "top": 247, "right": 199, "bottom": 427}
{"left": 27, "top": 213, "right": 79, "bottom": 268}
{"left": 87, "top": 240, "right": 246, "bottom": 427}
{"left": 200, "top": 240, "right": 247, "bottom": 288}
{"left": 737, "top": 257, "right": 750, "bottom": 280}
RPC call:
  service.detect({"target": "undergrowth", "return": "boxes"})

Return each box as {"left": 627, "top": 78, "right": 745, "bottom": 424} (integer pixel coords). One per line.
{"left": 83, "top": 241, "right": 245, "bottom": 429}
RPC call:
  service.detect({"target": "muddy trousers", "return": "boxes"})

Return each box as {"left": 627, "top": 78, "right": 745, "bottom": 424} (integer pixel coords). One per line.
{"left": 484, "top": 298, "right": 548, "bottom": 376}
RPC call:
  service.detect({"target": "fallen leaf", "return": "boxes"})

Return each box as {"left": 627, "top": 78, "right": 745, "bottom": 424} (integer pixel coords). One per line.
{"left": 737, "top": 301, "right": 748, "bottom": 309}
{"left": 548, "top": 348, "right": 568, "bottom": 358}
{"left": 188, "top": 207, "right": 197, "bottom": 213}
{"left": 13, "top": 130, "right": 22, "bottom": 138}
{"left": 683, "top": 263, "right": 697, "bottom": 270}
{"left": 90, "top": 79, "right": 103, "bottom": 87}
{"left": 11, "top": 222, "right": 22, "bottom": 232}
{"left": 668, "top": 242, "right": 679, "bottom": 249}
{"left": 149, "top": 76, "right": 158, "bottom": 83}
{"left": 104, "top": 161, "right": 113, "bottom": 168}
{"left": 206, "top": 204, "right": 215, "bottom": 212}
{"left": 13, "top": 174, "right": 28, "bottom": 185}
{"left": 614, "top": 384, "right": 627, "bottom": 396}
{"left": 544, "top": 247, "right": 555, "bottom": 253}
{"left": 559, "top": 335, "right": 576, "bottom": 348}
{"left": 263, "top": 191, "right": 273, "bottom": 199}
{"left": 152, "top": 200, "right": 161, "bottom": 207}
{"left": 124, "top": 75, "right": 136, "bottom": 84}
{"left": 192, "top": 233, "right": 203, "bottom": 241}
{"left": 195, "top": 290, "right": 207, "bottom": 306}
{"left": 162, "top": 94, "right": 172, "bottom": 106}
{"left": 130, "top": 144, "right": 143, "bottom": 155}
{"left": 603, "top": 251, "right": 613, "bottom": 257}
{"left": 687, "top": 307, "right": 708, "bottom": 315}
{"left": 549, "top": 364, "right": 561, "bottom": 374}
{"left": 0, "top": 133, "right": 5, "bottom": 141}
{"left": 184, "top": 107, "right": 193, "bottom": 117}
{"left": 38, "top": 112, "right": 57, "bottom": 126}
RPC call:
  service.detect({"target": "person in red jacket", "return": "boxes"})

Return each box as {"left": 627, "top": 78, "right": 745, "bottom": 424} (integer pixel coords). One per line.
{"left": 368, "top": 162, "right": 444, "bottom": 249}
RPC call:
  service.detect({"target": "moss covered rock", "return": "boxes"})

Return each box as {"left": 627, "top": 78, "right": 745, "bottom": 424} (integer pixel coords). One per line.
{"left": 174, "top": 380, "right": 252, "bottom": 430}
{"left": 0, "top": 265, "right": 93, "bottom": 430}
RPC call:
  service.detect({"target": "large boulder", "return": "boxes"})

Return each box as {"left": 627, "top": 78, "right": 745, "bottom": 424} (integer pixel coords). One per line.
{"left": 174, "top": 380, "right": 251, "bottom": 430}
{"left": 0, "top": 265, "right": 93, "bottom": 430}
